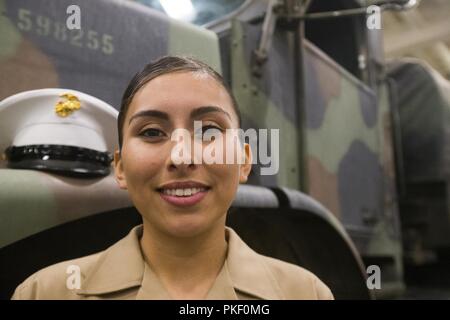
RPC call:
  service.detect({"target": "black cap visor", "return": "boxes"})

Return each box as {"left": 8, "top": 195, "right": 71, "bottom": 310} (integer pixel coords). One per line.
{"left": 5, "top": 145, "right": 113, "bottom": 178}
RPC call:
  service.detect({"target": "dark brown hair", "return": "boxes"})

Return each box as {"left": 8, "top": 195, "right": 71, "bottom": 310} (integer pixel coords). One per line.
{"left": 118, "top": 55, "right": 241, "bottom": 149}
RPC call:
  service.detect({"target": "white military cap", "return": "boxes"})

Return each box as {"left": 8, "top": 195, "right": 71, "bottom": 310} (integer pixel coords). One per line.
{"left": 0, "top": 88, "right": 118, "bottom": 177}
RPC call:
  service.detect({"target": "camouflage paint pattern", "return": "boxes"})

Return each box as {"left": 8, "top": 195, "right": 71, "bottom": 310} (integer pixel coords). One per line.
{"left": 303, "top": 41, "right": 381, "bottom": 224}
{"left": 303, "top": 44, "right": 403, "bottom": 296}
{"left": 0, "top": 167, "right": 132, "bottom": 248}
{"left": 228, "top": 17, "right": 373, "bottom": 292}
{"left": 228, "top": 18, "right": 364, "bottom": 254}
{"left": 231, "top": 20, "right": 300, "bottom": 190}
{"left": 0, "top": 0, "right": 221, "bottom": 106}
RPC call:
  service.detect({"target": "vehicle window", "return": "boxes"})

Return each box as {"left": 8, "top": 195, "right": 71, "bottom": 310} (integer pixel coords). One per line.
{"left": 305, "top": 0, "right": 370, "bottom": 83}
{"left": 133, "top": 0, "right": 246, "bottom": 26}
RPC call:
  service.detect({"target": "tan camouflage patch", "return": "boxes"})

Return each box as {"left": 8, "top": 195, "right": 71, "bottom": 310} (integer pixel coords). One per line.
{"left": 310, "top": 54, "right": 342, "bottom": 106}
{"left": 307, "top": 155, "right": 341, "bottom": 218}
{"left": 0, "top": 39, "right": 58, "bottom": 100}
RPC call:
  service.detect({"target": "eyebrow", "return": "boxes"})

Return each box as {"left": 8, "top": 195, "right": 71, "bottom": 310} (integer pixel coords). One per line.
{"left": 128, "top": 105, "right": 232, "bottom": 125}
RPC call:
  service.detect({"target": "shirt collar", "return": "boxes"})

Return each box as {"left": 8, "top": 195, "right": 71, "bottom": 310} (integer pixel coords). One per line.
{"left": 77, "top": 225, "right": 282, "bottom": 299}
{"left": 225, "top": 227, "right": 283, "bottom": 299}
{"left": 76, "top": 226, "right": 144, "bottom": 296}
{"left": 135, "top": 259, "right": 239, "bottom": 300}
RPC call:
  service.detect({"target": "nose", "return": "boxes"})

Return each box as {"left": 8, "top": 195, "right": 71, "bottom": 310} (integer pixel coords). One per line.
{"left": 167, "top": 131, "right": 202, "bottom": 172}
{"left": 168, "top": 160, "right": 196, "bottom": 172}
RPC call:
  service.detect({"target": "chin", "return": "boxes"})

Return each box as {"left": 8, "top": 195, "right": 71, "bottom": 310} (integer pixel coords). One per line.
{"left": 164, "top": 216, "right": 212, "bottom": 238}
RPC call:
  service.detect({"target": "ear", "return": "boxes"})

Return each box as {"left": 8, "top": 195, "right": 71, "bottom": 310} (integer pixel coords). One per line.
{"left": 114, "top": 149, "right": 128, "bottom": 190}
{"left": 239, "top": 142, "right": 252, "bottom": 184}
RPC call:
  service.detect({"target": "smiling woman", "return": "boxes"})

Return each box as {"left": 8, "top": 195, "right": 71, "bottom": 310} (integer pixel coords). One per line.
{"left": 11, "top": 56, "right": 334, "bottom": 300}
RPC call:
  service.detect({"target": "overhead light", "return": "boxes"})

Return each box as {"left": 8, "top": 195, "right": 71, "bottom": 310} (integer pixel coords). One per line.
{"left": 375, "top": 0, "right": 420, "bottom": 10}
{"left": 159, "top": 0, "right": 196, "bottom": 21}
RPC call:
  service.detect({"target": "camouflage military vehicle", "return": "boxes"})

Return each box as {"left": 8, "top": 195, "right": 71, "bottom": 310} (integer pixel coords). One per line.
{"left": 1, "top": 0, "right": 448, "bottom": 299}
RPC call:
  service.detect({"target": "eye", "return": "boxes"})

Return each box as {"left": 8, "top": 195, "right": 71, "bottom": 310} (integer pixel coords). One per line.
{"left": 202, "top": 125, "right": 223, "bottom": 134}
{"left": 198, "top": 125, "right": 224, "bottom": 141}
{"left": 139, "top": 128, "right": 165, "bottom": 139}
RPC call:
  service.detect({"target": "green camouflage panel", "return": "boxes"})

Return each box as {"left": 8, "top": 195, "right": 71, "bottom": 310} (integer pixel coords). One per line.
{"left": 230, "top": 16, "right": 351, "bottom": 241}
{"left": 368, "top": 82, "right": 402, "bottom": 254}
{"left": 229, "top": 17, "right": 400, "bottom": 245}
{"left": 0, "top": 167, "right": 132, "bottom": 248}
{"left": 230, "top": 19, "right": 301, "bottom": 191}
{"left": 303, "top": 42, "right": 403, "bottom": 297}
{"left": 229, "top": 18, "right": 368, "bottom": 267}
{"left": 0, "top": 0, "right": 221, "bottom": 106}
{"left": 303, "top": 41, "right": 381, "bottom": 226}
{"left": 367, "top": 82, "right": 404, "bottom": 296}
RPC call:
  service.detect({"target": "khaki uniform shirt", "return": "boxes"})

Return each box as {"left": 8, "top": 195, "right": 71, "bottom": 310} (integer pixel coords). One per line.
{"left": 11, "top": 225, "right": 334, "bottom": 300}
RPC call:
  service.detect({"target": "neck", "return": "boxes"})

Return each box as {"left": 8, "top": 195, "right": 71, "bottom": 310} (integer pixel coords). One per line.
{"left": 139, "top": 218, "right": 228, "bottom": 298}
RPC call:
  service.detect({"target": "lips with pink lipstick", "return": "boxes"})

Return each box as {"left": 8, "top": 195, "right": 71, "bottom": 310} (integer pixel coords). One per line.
{"left": 156, "top": 181, "right": 211, "bottom": 207}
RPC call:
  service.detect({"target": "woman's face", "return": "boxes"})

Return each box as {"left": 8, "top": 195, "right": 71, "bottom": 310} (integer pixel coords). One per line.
{"left": 114, "top": 71, "right": 252, "bottom": 238}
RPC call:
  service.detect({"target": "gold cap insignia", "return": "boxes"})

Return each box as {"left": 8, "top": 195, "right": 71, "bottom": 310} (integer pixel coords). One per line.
{"left": 55, "top": 93, "right": 81, "bottom": 117}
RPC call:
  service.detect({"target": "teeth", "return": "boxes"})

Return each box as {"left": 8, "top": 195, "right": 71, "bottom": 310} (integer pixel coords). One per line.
{"left": 162, "top": 187, "right": 206, "bottom": 197}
